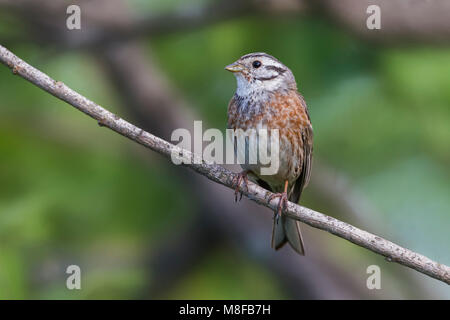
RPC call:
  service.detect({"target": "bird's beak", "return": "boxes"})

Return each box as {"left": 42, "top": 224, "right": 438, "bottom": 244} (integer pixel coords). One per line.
{"left": 225, "top": 62, "right": 244, "bottom": 73}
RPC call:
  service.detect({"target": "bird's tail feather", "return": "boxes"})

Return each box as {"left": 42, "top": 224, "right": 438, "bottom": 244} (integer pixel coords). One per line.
{"left": 262, "top": 178, "right": 306, "bottom": 255}
{"left": 271, "top": 215, "right": 305, "bottom": 255}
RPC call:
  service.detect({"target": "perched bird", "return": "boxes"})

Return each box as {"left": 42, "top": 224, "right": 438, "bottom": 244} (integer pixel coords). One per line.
{"left": 226, "top": 52, "right": 313, "bottom": 255}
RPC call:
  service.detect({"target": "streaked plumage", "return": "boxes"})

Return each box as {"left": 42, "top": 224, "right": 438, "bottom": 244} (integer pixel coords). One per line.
{"left": 226, "top": 52, "right": 313, "bottom": 255}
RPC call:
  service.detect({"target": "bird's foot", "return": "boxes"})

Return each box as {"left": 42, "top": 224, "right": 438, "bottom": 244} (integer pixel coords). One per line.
{"left": 232, "top": 170, "right": 249, "bottom": 202}
{"left": 268, "top": 191, "right": 288, "bottom": 223}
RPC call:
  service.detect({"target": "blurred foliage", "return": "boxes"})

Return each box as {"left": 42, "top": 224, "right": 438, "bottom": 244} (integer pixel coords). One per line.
{"left": 0, "top": 1, "right": 449, "bottom": 299}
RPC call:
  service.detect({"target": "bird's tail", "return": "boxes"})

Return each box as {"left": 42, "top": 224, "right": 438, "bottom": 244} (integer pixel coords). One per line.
{"left": 270, "top": 184, "right": 306, "bottom": 255}
{"left": 271, "top": 214, "right": 305, "bottom": 255}
{"left": 256, "top": 177, "right": 306, "bottom": 255}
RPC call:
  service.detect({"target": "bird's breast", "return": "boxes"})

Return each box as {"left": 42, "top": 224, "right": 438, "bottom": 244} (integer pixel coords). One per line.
{"left": 227, "top": 89, "right": 311, "bottom": 187}
{"left": 228, "top": 90, "right": 310, "bottom": 131}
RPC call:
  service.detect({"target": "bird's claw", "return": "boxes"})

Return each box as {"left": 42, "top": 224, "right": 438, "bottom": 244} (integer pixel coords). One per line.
{"left": 233, "top": 171, "right": 249, "bottom": 202}
{"left": 268, "top": 192, "right": 288, "bottom": 223}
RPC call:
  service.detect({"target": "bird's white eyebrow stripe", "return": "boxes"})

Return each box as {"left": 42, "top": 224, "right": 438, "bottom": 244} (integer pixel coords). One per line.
{"left": 255, "top": 74, "right": 279, "bottom": 81}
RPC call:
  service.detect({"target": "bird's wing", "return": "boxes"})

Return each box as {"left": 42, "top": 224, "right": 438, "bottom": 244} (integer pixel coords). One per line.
{"left": 226, "top": 96, "right": 237, "bottom": 129}
{"left": 290, "top": 98, "right": 313, "bottom": 204}
{"left": 281, "top": 116, "right": 312, "bottom": 256}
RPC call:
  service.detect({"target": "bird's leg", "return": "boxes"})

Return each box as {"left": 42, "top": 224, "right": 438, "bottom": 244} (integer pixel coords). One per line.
{"left": 268, "top": 180, "right": 289, "bottom": 223}
{"left": 232, "top": 170, "right": 249, "bottom": 202}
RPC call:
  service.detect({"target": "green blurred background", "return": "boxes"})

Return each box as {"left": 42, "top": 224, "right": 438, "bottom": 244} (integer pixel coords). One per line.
{"left": 0, "top": 0, "right": 449, "bottom": 299}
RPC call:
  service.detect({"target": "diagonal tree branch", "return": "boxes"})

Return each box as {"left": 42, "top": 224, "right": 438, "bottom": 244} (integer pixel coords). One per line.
{"left": 97, "top": 43, "right": 368, "bottom": 299}
{"left": 1, "top": 44, "right": 449, "bottom": 285}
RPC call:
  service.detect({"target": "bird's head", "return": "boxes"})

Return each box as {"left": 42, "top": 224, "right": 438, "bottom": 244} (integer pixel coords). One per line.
{"left": 225, "top": 52, "right": 296, "bottom": 96}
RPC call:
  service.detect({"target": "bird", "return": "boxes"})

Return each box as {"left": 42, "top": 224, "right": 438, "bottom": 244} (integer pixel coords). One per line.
{"left": 225, "top": 52, "right": 313, "bottom": 255}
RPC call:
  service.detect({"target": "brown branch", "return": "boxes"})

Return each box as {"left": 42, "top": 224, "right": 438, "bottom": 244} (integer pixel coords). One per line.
{"left": 3, "top": 0, "right": 450, "bottom": 50}
{"left": 315, "top": 0, "right": 450, "bottom": 45}
{"left": 1, "top": 44, "right": 449, "bottom": 285}
{"left": 0, "top": 0, "right": 256, "bottom": 50}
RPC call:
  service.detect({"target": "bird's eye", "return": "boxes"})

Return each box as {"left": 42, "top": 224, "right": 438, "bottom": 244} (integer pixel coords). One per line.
{"left": 252, "top": 60, "right": 262, "bottom": 68}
